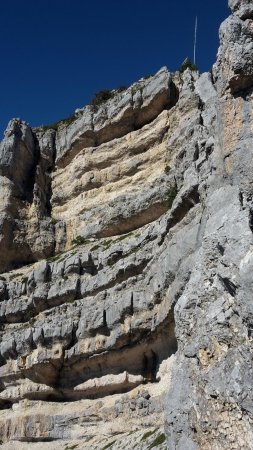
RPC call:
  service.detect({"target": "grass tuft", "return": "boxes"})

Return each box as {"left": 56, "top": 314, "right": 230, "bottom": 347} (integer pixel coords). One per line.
{"left": 141, "top": 428, "right": 158, "bottom": 441}
{"left": 37, "top": 113, "right": 77, "bottom": 132}
{"left": 166, "top": 186, "right": 177, "bottom": 209}
{"left": 178, "top": 58, "right": 198, "bottom": 74}
{"left": 148, "top": 433, "right": 166, "bottom": 449}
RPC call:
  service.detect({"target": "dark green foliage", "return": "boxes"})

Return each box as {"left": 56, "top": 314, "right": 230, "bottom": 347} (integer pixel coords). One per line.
{"left": 107, "top": 259, "right": 116, "bottom": 267}
{"left": 143, "top": 74, "right": 152, "bottom": 80}
{"left": 90, "top": 233, "right": 137, "bottom": 253}
{"left": 90, "top": 86, "right": 127, "bottom": 110}
{"left": 24, "top": 310, "right": 33, "bottom": 321}
{"left": 38, "top": 113, "right": 77, "bottom": 132}
{"left": 148, "top": 433, "right": 166, "bottom": 448}
{"left": 9, "top": 273, "right": 22, "bottom": 279}
{"left": 90, "top": 244, "right": 101, "bottom": 252}
{"left": 129, "top": 246, "right": 139, "bottom": 255}
{"left": 166, "top": 186, "right": 177, "bottom": 209}
{"left": 48, "top": 253, "right": 63, "bottom": 262}
{"left": 114, "top": 232, "right": 134, "bottom": 242}
{"left": 72, "top": 236, "right": 89, "bottom": 246}
{"left": 141, "top": 429, "right": 158, "bottom": 441}
{"left": 178, "top": 58, "right": 198, "bottom": 73}
{"left": 164, "top": 164, "right": 171, "bottom": 174}
{"left": 90, "top": 90, "right": 115, "bottom": 109}
{"left": 23, "top": 309, "right": 35, "bottom": 326}
{"left": 116, "top": 85, "right": 127, "bottom": 93}
{"left": 102, "top": 239, "right": 114, "bottom": 249}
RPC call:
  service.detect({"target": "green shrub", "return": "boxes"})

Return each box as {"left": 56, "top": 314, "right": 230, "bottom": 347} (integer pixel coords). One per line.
{"left": 23, "top": 310, "right": 33, "bottom": 321}
{"left": 72, "top": 236, "right": 89, "bottom": 246}
{"left": 65, "top": 444, "right": 78, "bottom": 450}
{"left": 38, "top": 113, "right": 77, "bottom": 132}
{"left": 141, "top": 428, "right": 158, "bottom": 441}
{"left": 114, "top": 232, "right": 134, "bottom": 242}
{"left": 102, "top": 239, "right": 114, "bottom": 249}
{"left": 116, "top": 85, "right": 127, "bottom": 93}
{"left": 51, "top": 218, "right": 58, "bottom": 226}
{"left": 90, "top": 90, "right": 115, "bottom": 109}
{"left": 149, "top": 433, "right": 166, "bottom": 449}
{"left": 178, "top": 58, "right": 198, "bottom": 73}
{"left": 164, "top": 164, "right": 171, "bottom": 174}
{"left": 90, "top": 244, "right": 101, "bottom": 252}
{"left": 143, "top": 74, "right": 152, "bottom": 80}
{"left": 129, "top": 246, "right": 139, "bottom": 255}
{"left": 166, "top": 186, "right": 177, "bottom": 209}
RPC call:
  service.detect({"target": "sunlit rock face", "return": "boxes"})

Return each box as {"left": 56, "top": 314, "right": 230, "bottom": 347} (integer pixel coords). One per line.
{"left": 0, "top": 1, "right": 253, "bottom": 448}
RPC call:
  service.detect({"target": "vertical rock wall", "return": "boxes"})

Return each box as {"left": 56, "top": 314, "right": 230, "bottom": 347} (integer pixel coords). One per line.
{"left": 0, "top": 1, "right": 252, "bottom": 448}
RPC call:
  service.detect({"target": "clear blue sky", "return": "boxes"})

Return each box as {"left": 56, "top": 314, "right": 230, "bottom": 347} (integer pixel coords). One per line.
{"left": 0, "top": 0, "right": 229, "bottom": 136}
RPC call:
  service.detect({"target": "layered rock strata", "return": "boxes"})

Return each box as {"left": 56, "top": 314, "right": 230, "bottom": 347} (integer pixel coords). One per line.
{"left": 0, "top": 1, "right": 253, "bottom": 448}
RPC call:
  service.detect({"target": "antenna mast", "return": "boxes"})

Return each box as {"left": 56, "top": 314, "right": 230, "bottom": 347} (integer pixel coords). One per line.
{"left": 194, "top": 16, "right": 198, "bottom": 65}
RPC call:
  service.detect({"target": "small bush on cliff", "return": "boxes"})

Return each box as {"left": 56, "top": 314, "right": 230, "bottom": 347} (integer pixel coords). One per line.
{"left": 90, "top": 85, "right": 127, "bottom": 110}
{"left": 164, "top": 164, "right": 171, "bottom": 174}
{"left": 64, "top": 444, "right": 78, "bottom": 450}
{"left": 178, "top": 58, "right": 198, "bottom": 73}
{"left": 116, "top": 85, "right": 127, "bottom": 93}
{"left": 90, "top": 89, "right": 115, "bottom": 109}
{"left": 72, "top": 235, "right": 89, "bottom": 246}
{"left": 141, "top": 428, "right": 158, "bottom": 441}
{"left": 166, "top": 186, "right": 178, "bottom": 209}
{"left": 148, "top": 433, "right": 166, "bottom": 448}
{"left": 38, "top": 113, "right": 77, "bottom": 132}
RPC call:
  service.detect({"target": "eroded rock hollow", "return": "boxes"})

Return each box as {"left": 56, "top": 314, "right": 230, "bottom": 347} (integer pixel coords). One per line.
{"left": 0, "top": 1, "right": 253, "bottom": 448}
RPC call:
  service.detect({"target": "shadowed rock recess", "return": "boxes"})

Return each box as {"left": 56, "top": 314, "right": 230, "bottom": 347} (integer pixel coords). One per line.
{"left": 0, "top": 2, "right": 253, "bottom": 449}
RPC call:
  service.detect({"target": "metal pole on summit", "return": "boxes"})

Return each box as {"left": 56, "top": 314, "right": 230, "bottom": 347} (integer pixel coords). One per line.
{"left": 194, "top": 16, "right": 198, "bottom": 66}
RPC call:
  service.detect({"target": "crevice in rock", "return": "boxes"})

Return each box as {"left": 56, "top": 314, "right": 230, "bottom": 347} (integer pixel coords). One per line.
{"left": 218, "top": 275, "right": 237, "bottom": 297}
{"left": 64, "top": 324, "right": 78, "bottom": 351}
{"left": 230, "top": 76, "right": 253, "bottom": 96}
{"left": 217, "top": 243, "right": 225, "bottom": 256}
{"left": 193, "top": 143, "right": 199, "bottom": 162}
{"left": 130, "top": 292, "right": 134, "bottom": 316}
{"left": 239, "top": 191, "right": 244, "bottom": 208}
{"left": 0, "top": 400, "right": 12, "bottom": 410}
{"left": 85, "top": 259, "right": 151, "bottom": 298}
{"left": 159, "top": 185, "right": 200, "bottom": 246}
{"left": 248, "top": 208, "right": 253, "bottom": 233}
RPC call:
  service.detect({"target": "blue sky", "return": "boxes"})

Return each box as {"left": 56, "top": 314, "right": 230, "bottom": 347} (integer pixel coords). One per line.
{"left": 0, "top": 0, "right": 229, "bottom": 136}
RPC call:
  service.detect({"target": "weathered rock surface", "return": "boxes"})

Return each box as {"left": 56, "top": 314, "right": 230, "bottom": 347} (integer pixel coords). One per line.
{"left": 0, "top": 1, "right": 253, "bottom": 448}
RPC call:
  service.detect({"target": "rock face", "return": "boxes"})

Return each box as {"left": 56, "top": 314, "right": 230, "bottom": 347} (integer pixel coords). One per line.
{"left": 0, "top": 1, "right": 253, "bottom": 448}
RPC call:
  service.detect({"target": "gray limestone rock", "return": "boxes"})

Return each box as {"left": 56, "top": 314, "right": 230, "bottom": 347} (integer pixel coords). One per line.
{"left": 0, "top": 1, "right": 253, "bottom": 448}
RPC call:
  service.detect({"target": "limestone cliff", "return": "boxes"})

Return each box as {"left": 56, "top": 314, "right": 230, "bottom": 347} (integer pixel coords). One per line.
{"left": 0, "top": 1, "right": 253, "bottom": 449}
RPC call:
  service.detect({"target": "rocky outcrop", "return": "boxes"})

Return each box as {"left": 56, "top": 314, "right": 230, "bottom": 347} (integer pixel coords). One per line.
{"left": 166, "top": 3, "right": 253, "bottom": 449}
{"left": 0, "top": 121, "right": 55, "bottom": 273}
{"left": 0, "top": 1, "right": 253, "bottom": 448}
